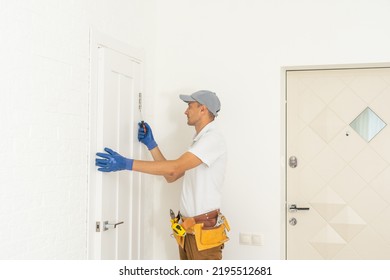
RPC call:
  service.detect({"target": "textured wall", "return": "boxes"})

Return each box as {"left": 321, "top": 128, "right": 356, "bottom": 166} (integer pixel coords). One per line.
{"left": 0, "top": 0, "right": 156, "bottom": 259}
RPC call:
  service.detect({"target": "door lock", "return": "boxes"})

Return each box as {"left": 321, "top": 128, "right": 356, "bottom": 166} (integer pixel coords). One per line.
{"left": 103, "top": 221, "right": 124, "bottom": 231}
{"left": 289, "top": 218, "right": 297, "bottom": 226}
{"left": 289, "top": 156, "right": 298, "bottom": 168}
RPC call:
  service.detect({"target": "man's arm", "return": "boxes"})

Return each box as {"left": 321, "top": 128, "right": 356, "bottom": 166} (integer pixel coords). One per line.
{"left": 96, "top": 122, "right": 202, "bottom": 182}
{"left": 138, "top": 122, "right": 198, "bottom": 182}
{"left": 149, "top": 146, "right": 167, "bottom": 161}
{"left": 96, "top": 148, "right": 202, "bottom": 183}
{"left": 133, "top": 151, "right": 202, "bottom": 183}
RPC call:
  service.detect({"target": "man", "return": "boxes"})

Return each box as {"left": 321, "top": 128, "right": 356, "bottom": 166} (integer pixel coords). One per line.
{"left": 95, "top": 90, "right": 229, "bottom": 260}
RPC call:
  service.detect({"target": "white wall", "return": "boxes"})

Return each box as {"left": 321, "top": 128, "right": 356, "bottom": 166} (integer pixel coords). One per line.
{"left": 1, "top": 0, "right": 390, "bottom": 260}
{"left": 148, "top": 0, "right": 390, "bottom": 259}
{"left": 0, "top": 0, "right": 156, "bottom": 259}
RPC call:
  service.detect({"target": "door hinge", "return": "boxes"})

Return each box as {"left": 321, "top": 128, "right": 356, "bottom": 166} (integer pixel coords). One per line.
{"left": 96, "top": 221, "right": 101, "bottom": 232}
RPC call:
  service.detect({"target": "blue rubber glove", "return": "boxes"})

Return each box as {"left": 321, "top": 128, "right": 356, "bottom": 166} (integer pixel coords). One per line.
{"left": 138, "top": 121, "right": 158, "bottom": 150}
{"left": 95, "top": 147, "right": 134, "bottom": 172}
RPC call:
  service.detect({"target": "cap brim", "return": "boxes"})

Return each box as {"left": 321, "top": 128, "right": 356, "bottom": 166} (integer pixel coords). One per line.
{"left": 179, "top": 94, "right": 195, "bottom": 102}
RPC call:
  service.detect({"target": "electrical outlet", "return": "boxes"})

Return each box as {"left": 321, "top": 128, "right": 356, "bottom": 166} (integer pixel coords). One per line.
{"left": 239, "top": 233, "right": 252, "bottom": 245}
{"left": 239, "top": 232, "right": 264, "bottom": 246}
{"left": 252, "top": 233, "right": 264, "bottom": 246}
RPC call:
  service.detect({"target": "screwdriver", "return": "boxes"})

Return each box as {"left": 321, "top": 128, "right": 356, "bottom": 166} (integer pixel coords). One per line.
{"left": 140, "top": 121, "right": 146, "bottom": 134}
{"left": 139, "top": 92, "right": 147, "bottom": 133}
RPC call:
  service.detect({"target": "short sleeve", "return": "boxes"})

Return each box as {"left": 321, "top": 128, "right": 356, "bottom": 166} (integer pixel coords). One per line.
{"left": 188, "top": 132, "right": 226, "bottom": 167}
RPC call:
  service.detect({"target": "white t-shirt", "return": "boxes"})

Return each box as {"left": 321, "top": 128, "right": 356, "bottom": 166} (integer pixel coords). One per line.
{"left": 179, "top": 121, "right": 227, "bottom": 217}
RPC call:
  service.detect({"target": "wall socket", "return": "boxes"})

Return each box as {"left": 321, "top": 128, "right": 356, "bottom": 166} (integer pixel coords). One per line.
{"left": 239, "top": 232, "right": 264, "bottom": 246}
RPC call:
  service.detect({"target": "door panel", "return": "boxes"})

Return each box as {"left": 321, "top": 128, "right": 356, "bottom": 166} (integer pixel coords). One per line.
{"left": 95, "top": 47, "right": 142, "bottom": 259}
{"left": 286, "top": 67, "right": 390, "bottom": 259}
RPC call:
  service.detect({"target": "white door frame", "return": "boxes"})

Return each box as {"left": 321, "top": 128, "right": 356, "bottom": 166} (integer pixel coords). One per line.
{"left": 87, "top": 29, "right": 144, "bottom": 259}
{"left": 280, "top": 62, "right": 390, "bottom": 259}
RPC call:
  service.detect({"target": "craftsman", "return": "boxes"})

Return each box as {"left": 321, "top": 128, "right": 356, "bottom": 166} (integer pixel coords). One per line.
{"left": 95, "top": 90, "right": 229, "bottom": 260}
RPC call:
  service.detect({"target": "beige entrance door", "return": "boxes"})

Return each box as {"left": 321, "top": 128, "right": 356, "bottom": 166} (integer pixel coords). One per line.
{"left": 286, "top": 66, "right": 390, "bottom": 259}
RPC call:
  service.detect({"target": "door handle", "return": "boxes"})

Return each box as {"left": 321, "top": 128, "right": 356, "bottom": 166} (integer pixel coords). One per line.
{"left": 288, "top": 204, "right": 310, "bottom": 212}
{"left": 103, "top": 221, "right": 124, "bottom": 231}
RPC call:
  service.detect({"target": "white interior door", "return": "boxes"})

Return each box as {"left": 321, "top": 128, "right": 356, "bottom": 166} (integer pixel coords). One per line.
{"left": 286, "top": 67, "right": 390, "bottom": 259}
{"left": 88, "top": 39, "right": 143, "bottom": 259}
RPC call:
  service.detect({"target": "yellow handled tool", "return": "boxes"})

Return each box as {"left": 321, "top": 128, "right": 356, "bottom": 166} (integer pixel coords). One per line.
{"left": 170, "top": 209, "right": 186, "bottom": 237}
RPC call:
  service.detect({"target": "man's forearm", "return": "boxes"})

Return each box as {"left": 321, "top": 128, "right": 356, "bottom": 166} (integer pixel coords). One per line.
{"left": 132, "top": 158, "right": 182, "bottom": 182}
{"left": 135, "top": 150, "right": 202, "bottom": 183}
{"left": 149, "top": 146, "right": 167, "bottom": 161}
{"left": 142, "top": 146, "right": 181, "bottom": 182}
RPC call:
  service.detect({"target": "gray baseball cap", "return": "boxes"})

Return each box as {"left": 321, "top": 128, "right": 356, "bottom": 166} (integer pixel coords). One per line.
{"left": 179, "top": 90, "right": 221, "bottom": 116}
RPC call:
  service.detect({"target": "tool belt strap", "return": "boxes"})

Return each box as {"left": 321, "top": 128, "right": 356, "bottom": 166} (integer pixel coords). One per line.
{"left": 182, "top": 209, "right": 220, "bottom": 230}
{"left": 193, "top": 209, "right": 219, "bottom": 222}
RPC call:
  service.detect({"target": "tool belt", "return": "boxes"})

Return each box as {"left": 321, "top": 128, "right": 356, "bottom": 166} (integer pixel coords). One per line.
{"left": 173, "top": 209, "right": 230, "bottom": 251}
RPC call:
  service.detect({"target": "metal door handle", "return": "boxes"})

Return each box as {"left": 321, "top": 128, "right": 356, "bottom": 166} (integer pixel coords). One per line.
{"left": 103, "top": 221, "right": 124, "bottom": 231}
{"left": 288, "top": 204, "right": 310, "bottom": 212}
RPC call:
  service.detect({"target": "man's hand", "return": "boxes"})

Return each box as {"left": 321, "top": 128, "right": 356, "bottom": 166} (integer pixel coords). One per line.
{"left": 138, "top": 122, "right": 158, "bottom": 150}
{"left": 95, "top": 147, "right": 134, "bottom": 172}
